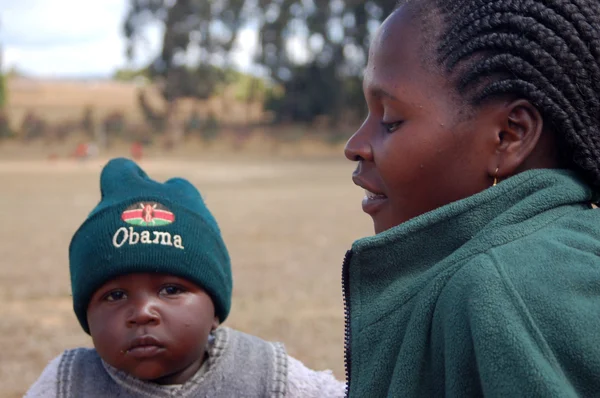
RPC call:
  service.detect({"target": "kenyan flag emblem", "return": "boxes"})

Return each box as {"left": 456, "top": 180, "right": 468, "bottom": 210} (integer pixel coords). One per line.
{"left": 121, "top": 202, "right": 175, "bottom": 227}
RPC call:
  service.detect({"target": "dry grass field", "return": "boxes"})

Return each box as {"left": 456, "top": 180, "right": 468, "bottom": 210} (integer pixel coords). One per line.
{"left": 0, "top": 152, "right": 372, "bottom": 397}
{"left": 5, "top": 77, "right": 265, "bottom": 126}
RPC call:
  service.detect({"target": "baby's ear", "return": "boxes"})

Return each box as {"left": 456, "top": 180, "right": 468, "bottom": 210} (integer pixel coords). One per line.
{"left": 212, "top": 316, "right": 220, "bottom": 331}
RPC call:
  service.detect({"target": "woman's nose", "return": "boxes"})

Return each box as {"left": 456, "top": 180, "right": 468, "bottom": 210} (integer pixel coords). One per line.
{"left": 344, "top": 118, "right": 374, "bottom": 162}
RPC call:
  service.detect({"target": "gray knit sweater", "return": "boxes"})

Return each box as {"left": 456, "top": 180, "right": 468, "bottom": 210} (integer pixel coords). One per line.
{"left": 25, "top": 327, "right": 345, "bottom": 397}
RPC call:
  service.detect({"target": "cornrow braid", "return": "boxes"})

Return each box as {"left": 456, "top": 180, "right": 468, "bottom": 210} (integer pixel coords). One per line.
{"left": 441, "top": 0, "right": 600, "bottom": 92}
{"left": 448, "top": 32, "right": 593, "bottom": 117}
{"left": 572, "top": 0, "right": 600, "bottom": 22}
{"left": 415, "top": 0, "right": 600, "bottom": 190}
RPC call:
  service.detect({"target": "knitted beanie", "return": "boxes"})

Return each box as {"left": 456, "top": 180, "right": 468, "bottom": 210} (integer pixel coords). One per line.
{"left": 69, "top": 157, "right": 232, "bottom": 334}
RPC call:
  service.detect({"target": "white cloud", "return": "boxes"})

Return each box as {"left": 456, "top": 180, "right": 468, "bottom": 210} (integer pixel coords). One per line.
{"left": 0, "top": 0, "right": 161, "bottom": 77}
{"left": 0, "top": 0, "right": 258, "bottom": 78}
{"left": 1, "top": 0, "right": 119, "bottom": 46}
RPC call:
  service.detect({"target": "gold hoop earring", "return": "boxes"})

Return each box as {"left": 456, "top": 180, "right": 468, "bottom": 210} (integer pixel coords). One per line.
{"left": 492, "top": 167, "right": 499, "bottom": 187}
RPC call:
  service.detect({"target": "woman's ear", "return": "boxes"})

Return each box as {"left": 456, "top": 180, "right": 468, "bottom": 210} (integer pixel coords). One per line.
{"left": 492, "top": 99, "right": 544, "bottom": 179}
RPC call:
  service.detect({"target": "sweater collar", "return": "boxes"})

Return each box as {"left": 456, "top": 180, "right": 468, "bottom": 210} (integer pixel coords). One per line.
{"left": 101, "top": 328, "right": 226, "bottom": 397}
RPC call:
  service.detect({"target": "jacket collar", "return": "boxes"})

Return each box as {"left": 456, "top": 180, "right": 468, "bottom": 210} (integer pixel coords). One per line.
{"left": 346, "top": 169, "right": 593, "bottom": 331}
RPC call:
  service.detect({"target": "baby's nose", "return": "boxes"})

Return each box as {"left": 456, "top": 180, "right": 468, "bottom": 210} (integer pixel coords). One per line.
{"left": 127, "top": 297, "right": 160, "bottom": 326}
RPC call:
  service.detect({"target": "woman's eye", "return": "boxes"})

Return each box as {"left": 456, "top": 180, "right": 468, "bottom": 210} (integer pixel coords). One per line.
{"left": 105, "top": 291, "right": 126, "bottom": 301}
{"left": 160, "top": 286, "right": 185, "bottom": 296}
{"left": 381, "top": 121, "right": 403, "bottom": 133}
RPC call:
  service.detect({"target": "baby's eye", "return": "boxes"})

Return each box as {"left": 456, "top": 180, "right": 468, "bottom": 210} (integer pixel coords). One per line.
{"left": 105, "top": 291, "right": 126, "bottom": 301}
{"left": 160, "top": 285, "right": 185, "bottom": 296}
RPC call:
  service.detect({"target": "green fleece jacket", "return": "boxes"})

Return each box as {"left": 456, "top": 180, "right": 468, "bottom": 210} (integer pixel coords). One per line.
{"left": 343, "top": 169, "right": 600, "bottom": 398}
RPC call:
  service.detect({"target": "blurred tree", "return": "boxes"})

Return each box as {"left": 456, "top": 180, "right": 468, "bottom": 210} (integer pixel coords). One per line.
{"left": 20, "top": 111, "right": 46, "bottom": 141}
{"left": 112, "top": 66, "right": 151, "bottom": 82}
{"left": 0, "top": 42, "right": 6, "bottom": 109}
{"left": 5, "top": 66, "right": 25, "bottom": 79}
{"left": 0, "top": 110, "right": 11, "bottom": 141}
{"left": 0, "top": 24, "right": 12, "bottom": 141}
{"left": 81, "top": 106, "right": 95, "bottom": 139}
{"left": 256, "top": 0, "right": 397, "bottom": 124}
{"left": 124, "top": 0, "right": 247, "bottom": 144}
{"left": 0, "top": 73, "right": 5, "bottom": 109}
{"left": 102, "top": 111, "right": 127, "bottom": 147}
{"left": 124, "top": 0, "right": 396, "bottom": 127}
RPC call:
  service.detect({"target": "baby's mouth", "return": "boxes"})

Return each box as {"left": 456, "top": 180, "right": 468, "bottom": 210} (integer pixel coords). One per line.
{"left": 124, "top": 335, "right": 165, "bottom": 357}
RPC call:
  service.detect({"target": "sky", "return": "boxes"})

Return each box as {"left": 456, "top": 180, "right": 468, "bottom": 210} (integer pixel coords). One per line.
{"left": 0, "top": 0, "right": 259, "bottom": 79}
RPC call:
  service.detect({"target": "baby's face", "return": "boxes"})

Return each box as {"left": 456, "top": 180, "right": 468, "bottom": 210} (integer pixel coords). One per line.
{"left": 87, "top": 272, "right": 218, "bottom": 385}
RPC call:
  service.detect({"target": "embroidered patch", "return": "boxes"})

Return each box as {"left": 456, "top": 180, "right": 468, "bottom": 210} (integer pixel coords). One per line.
{"left": 121, "top": 202, "right": 175, "bottom": 226}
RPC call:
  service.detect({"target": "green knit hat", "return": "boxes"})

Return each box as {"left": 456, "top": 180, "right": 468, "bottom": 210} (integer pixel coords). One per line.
{"left": 69, "top": 157, "right": 232, "bottom": 334}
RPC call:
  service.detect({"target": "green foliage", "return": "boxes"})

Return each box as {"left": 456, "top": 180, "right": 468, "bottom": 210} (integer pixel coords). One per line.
{"left": 136, "top": 89, "right": 166, "bottom": 132}
{"left": 253, "top": 1, "right": 398, "bottom": 123}
{"left": 0, "top": 110, "right": 12, "bottom": 140}
{"left": 20, "top": 111, "right": 46, "bottom": 141}
{"left": 264, "top": 63, "right": 356, "bottom": 124}
{"left": 233, "top": 74, "right": 269, "bottom": 103}
{"left": 103, "top": 111, "right": 127, "bottom": 137}
{"left": 81, "top": 106, "right": 95, "bottom": 138}
{"left": 202, "top": 113, "right": 220, "bottom": 142}
{"left": 124, "top": 0, "right": 246, "bottom": 102}
{"left": 5, "top": 67, "right": 25, "bottom": 79}
{"left": 123, "top": 0, "right": 396, "bottom": 124}
{"left": 112, "top": 67, "right": 150, "bottom": 82}
{"left": 185, "top": 109, "right": 203, "bottom": 136}
{"left": 0, "top": 73, "right": 6, "bottom": 108}
{"left": 185, "top": 109, "right": 220, "bottom": 142}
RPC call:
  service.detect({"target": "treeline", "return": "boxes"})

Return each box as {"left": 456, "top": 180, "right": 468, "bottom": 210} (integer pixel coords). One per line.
{"left": 123, "top": 0, "right": 397, "bottom": 126}
{"left": 0, "top": 98, "right": 349, "bottom": 150}
{"left": 0, "top": 103, "right": 234, "bottom": 147}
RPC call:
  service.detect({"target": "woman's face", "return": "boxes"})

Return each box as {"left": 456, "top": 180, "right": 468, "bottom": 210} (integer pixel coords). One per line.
{"left": 345, "top": 6, "right": 502, "bottom": 234}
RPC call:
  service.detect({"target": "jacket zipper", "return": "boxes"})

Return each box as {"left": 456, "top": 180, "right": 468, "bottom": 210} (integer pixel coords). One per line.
{"left": 341, "top": 249, "right": 353, "bottom": 398}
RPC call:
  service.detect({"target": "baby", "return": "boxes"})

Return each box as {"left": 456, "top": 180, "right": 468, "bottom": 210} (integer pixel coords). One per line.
{"left": 26, "top": 157, "right": 345, "bottom": 397}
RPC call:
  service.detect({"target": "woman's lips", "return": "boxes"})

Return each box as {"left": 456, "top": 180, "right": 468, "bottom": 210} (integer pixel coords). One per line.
{"left": 352, "top": 175, "right": 388, "bottom": 215}
{"left": 364, "top": 189, "right": 387, "bottom": 200}
{"left": 362, "top": 189, "right": 388, "bottom": 215}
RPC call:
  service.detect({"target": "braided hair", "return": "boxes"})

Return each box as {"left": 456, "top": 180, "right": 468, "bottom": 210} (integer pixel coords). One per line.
{"left": 404, "top": 0, "right": 600, "bottom": 190}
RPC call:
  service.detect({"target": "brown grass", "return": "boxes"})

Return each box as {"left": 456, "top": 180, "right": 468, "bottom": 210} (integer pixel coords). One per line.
{"left": 5, "top": 77, "right": 265, "bottom": 127}
{"left": 0, "top": 152, "right": 372, "bottom": 397}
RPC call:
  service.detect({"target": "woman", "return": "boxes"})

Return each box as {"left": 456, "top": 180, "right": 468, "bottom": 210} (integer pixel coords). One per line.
{"left": 342, "top": 0, "right": 600, "bottom": 396}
